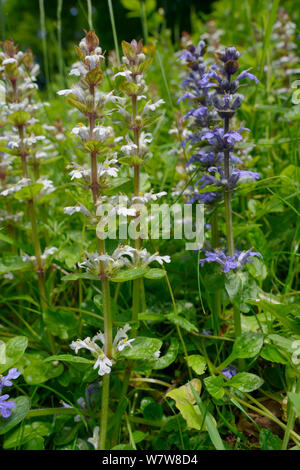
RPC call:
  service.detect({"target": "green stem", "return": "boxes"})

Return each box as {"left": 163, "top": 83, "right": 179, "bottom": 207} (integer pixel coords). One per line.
{"left": 57, "top": 0, "right": 64, "bottom": 88}
{"left": 211, "top": 209, "right": 221, "bottom": 334}
{"left": 0, "top": 0, "right": 5, "bottom": 40}
{"left": 131, "top": 93, "right": 142, "bottom": 333}
{"left": 102, "top": 274, "right": 112, "bottom": 356}
{"left": 223, "top": 115, "right": 241, "bottom": 338}
{"left": 88, "top": 90, "right": 112, "bottom": 450}
{"left": 86, "top": 0, "right": 93, "bottom": 29}
{"left": 107, "top": 0, "right": 120, "bottom": 65}
{"left": 233, "top": 305, "right": 242, "bottom": 337}
{"left": 163, "top": 264, "right": 192, "bottom": 380}
{"left": 39, "top": 0, "right": 50, "bottom": 97}
{"left": 140, "top": 0, "right": 148, "bottom": 44}
{"left": 99, "top": 373, "right": 110, "bottom": 449}
{"left": 111, "top": 365, "right": 131, "bottom": 447}
{"left": 225, "top": 389, "right": 300, "bottom": 447}
{"left": 18, "top": 126, "right": 46, "bottom": 312}
{"left": 282, "top": 377, "right": 300, "bottom": 450}
{"left": 27, "top": 407, "right": 78, "bottom": 417}
{"left": 223, "top": 190, "right": 234, "bottom": 256}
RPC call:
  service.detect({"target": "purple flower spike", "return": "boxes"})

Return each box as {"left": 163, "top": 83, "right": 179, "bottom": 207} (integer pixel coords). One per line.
{"left": 199, "top": 248, "right": 263, "bottom": 273}
{"left": 232, "top": 169, "right": 260, "bottom": 181}
{"left": 218, "top": 46, "right": 245, "bottom": 63}
{"left": 236, "top": 69, "right": 259, "bottom": 84}
{"left": 0, "top": 368, "right": 21, "bottom": 390}
{"left": 0, "top": 394, "right": 16, "bottom": 418}
{"left": 222, "top": 366, "right": 238, "bottom": 379}
{"left": 178, "top": 39, "right": 259, "bottom": 211}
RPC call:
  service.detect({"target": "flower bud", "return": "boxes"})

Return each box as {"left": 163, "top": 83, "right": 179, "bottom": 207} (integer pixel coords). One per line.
{"left": 84, "top": 30, "right": 99, "bottom": 53}
{"left": 224, "top": 59, "right": 240, "bottom": 75}
{"left": 137, "top": 53, "right": 146, "bottom": 64}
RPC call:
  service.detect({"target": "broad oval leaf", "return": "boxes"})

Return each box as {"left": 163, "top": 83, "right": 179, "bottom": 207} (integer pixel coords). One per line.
{"left": 166, "top": 379, "right": 205, "bottom": 430}
{"left": 111, "top": 267, "right": 149, "bottom": 283}
{"left": 166, "top": 313, "right": 198, "bottom": 333}
{"left": 204, "top": 376, "right": 225, "bottom": 399}
{"left": 62, "top": 272, "right": 98, "bottom": 281}
{"left": 144, "top": 268, "right": 165, "bottom": 280}
{"left": 120, "top": 337, "right": 162, "bottom": 360}
{"left": 0, "top": 396, "right": 31, "bottom": 435}
{"left": 226, "top": 372, "right": 264, "bottom": 392}
{"left": 23, "top": 360, "right": 64, "bottom": 385}
{"left": 3, "top": 421, "right": 51, "bottom": 449}
{"left": 153, "top": 338, "right": 179, "bottom": 370}
{"left": 232, "top": 332, "right": 264, "bottom": 359}
{"left": 187, "top": 355, "right": 207, "bottom": 375}
{"left": 0, "top": 336, "right": 28, "bottom": 374}
{"left": 44, "top": 354, "right": 94, "bottom": 365}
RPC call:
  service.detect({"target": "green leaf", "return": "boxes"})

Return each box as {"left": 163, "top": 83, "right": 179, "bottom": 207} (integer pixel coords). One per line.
{"left": 0, "top": 336, "right": 28, "bottom": 374}
{"left": 67, "top": 95, "right": 87, "bottom": 114}
{"left": 14, "top": 183, "right": 44, "bottom": 201}
{"left": 7, "top": 110, "right": 30, "bottom": 126}
{"left": 166, "top": 379, "right": 204, "bottom": 431}
{"left": 23, "top": 360, "right": 64, "bottom": 385}
{"left": 141, "top": 397, "right": 163, "bottom": 421}
{"left": 58, "top": 246, "right": 82, "bottom": 269}
{"left": 225, "top": 271, "right": 258, "bottom": 312}
{"left": 121, "top": 0, "right": 156, "bottom": 15}
{"left": 84, "top": 66, "right": 104, "bottom": 86}
{"left": 3, "top": 421, "right": 51, "bottom": 449}
{"left": 0, "top": 396, "right": 31, "bottom": 435}
{"left": 120, "top": 337, "right": 162, "bottom": 360}
{"left": 203, "top": 272, "right": 225, "bottom": 293}
{"left": 121, "top": 40, "right": 135, "bottom": 58}
{"left": 83, "top": 140, "right": 108, "bottom": 155}
{"left": 0, "top": 232, "right": 29, "bottom": 251}
{"left": 144, "top": 268, "right": 165, "bottom": 280}
{"left": 119, "top": 80, "right": 140, "bottom": 96}
{"left": 132, "top": 430, "right": 149, "bottom": 444}
{"left": 118, "top": 155, "right": 143, "bottom": 166}
{"left": 54, "top": 424, "right": 81, "bottom": 446}
{"left": 0, "top": 340, "right": 6, "bottom": 364}
{"left": 43, "top": 309, "right": 80, "bottom": 340}
{"left": 225, "top": 271, "right": 242, "bottom": 300}
{"left": 62, "top": 272, "right": 98, "bottom": 281}
{"left": 44, "top": 354, "right": 94, "bottom": 365}
{"left": 153, "top": 338, "right": 179, "bottom": 370}
{"left": 0, "top": 255, "right": 30, "bottom": 274}
{"left": 259, "top": 428, "right": 282, "bottom": 450}
{"left": 232, "top": 332, "right": 264, "bottom": 359}
{"left": 226, "top": 372, "right": 264, "bottom": 392}
{"left": 166, "top": 313, "right": 198, "bottom": 333}
{"left": 258, "top": 300, "right": 300, "bottom": 334}
{"left": 247, "top": 258, "right": 267, "bottom": 281}
{"left": 260, "top": 345, "right": 288, "bottom": 364}
{"left": 187, "top": 355, "right": 207, "bottom": 375}
{"left": 138, "top": 311, "right": 164, "bottom": 322}
{"left": 288, "top": 392, "right": 300, "bottom": 417}
{"left": 189, "top": 383, "right": 225, "bottom": 450}
{"left": 204, "top": 376, "right": 225, "bottom": 399}
{"left": 111, "top": 444, "right": 135, "bottom": 450}
{"left": 23, "top": 437, "right": 45, "bottom": 450}
{"left": 103, "top": 177, "right": 131, "bottom": 195}
{"left": 111, "top": 267, "right": 149, "bottom": 283}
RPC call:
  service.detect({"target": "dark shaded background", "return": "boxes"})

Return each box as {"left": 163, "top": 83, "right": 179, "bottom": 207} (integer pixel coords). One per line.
{"left": 0, "top": 0, "right": 214, "bottom": 87}
{"left": 0, "top": 0, "right": 213, "bottom": 49}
